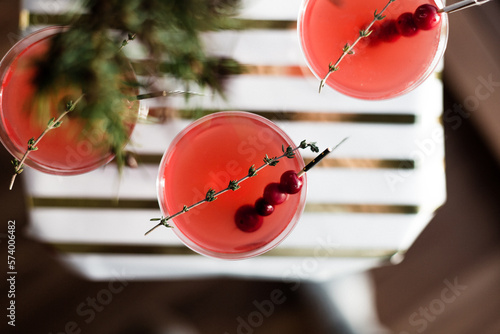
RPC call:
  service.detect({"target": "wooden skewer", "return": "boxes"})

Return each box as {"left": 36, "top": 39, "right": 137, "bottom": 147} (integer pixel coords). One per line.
{"left": 297, "top": 137, "right": 348, "bottom": 178}
{"left": 438, "top": 0, "right": 492, "bottom": 14}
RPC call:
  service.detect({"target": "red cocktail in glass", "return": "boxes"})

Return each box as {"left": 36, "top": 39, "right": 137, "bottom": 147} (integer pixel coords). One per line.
{"left": 298, "top": 0, "right": 449, "bottom": 99}
{"left": 0, "top": 26, "right": 139, "bottom": 175}
{"left": 157, "top": 111, "right": 307, "bottom": 259}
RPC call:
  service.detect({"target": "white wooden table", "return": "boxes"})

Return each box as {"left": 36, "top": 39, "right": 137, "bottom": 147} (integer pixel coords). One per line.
{"left": 21, "top": 0, "right": 446, "bottom": 281}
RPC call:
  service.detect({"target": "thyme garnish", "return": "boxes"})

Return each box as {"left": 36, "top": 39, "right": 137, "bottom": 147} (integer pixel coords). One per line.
{"left": 8, "top": 32, "right": 142, "bottom": 191}
{"left": 118, "top": 33, "right": 136, "bottom": 52}
{"left": 9, "top": 94, "right": 85, "bottom": 190}
{"left": 318, "top": 0, "right": 396, "bottom": 93}
{"left": 145, "top": 140, "right": 319, "bottom": 235}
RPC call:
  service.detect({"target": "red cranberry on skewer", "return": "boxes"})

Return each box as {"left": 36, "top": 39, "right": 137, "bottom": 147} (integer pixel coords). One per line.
{"left": 414, "top": 4, "right": 441, "bottom": 30}
{"left": 234, "top": 139, "right": 348, "bottom": 233}
{"left": 279, "top": 170, "right": 304, "bottom": 194}
{"left": 255, "top": 197, "right": 274, "bottom": 216}
{"left": 263, "top": 182, "right": 288, "bottom": 205}
{"left": 369, "top": 19, "right": 401, "bottom": 45}
{"left": 235, "top": 205, "right": 263, "bottom": 232}
{"left": 396, "top": 12, "right": 419, "bottom": 37}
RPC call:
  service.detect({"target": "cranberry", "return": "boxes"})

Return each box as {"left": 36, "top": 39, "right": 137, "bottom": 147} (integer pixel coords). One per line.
{"left": 234, "top": 205, "right": 263, "bottom": 232}
{"left": 359, "top": 21, "right": 379, "bottom": 47}
{"left": 263, "top": 182, "right": 288, "bottom": 205}
{"left": 279, "top": 170, "right": 303, "bottom": 194}
{"left": 255, "top": 198, "right": 274, "bottom": 216}
{"left": 414, "top": 4, "right": 441, "bottom": 30}
{"left": 396, "top": 12, "right": 419, "bottom": 37}
{"left": 376, "top": 19, "right": 401, "bottom": 43}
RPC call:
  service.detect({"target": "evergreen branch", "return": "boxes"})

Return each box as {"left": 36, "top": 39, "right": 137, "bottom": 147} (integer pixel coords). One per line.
{"left": 27, "top": 0, "right": 244, "bottom": 180}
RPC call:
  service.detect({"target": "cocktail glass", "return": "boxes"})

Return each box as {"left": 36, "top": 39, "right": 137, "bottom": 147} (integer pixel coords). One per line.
{"left": 156, "top": 111, "right": 308, "bottom": 260}
{"left": 0, "top": 26, "right": 139, "bottom": 176}
{"left": 297, "top": 0, "right": 449, "bottom": 100}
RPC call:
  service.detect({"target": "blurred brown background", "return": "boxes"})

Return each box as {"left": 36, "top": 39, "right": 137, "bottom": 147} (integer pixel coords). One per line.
{"left": 1, "top": 0, "right": 499, "bottom": 333}
{"left": 372, "top": 2, "right": 500, "bottom": 332}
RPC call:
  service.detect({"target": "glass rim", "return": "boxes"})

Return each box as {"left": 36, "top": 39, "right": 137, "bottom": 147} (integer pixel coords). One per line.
{"left": 297, "top": 0, "right": 450, "bottom": 100}
{"left": 156, "top": 111, "right": 308, "bottom": 260}
{"left": 0, "top": 26, "right": 139, "bottom": 175}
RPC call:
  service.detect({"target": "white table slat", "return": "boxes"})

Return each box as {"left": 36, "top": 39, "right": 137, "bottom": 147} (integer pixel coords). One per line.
{"left": 28, "top": 208, "right": 415, "bottom": 250}
{"left": 129, "top": 120, "right": 440, "bottom": 159}
{"left": 61, "top": 254, "right": 386, "bottom": 282}
{"left": 149, "top": 74, "right": 443, "bottom": 116}
{"left": 238, "top": 0, "right": 304, "bottom": 21}
{"left": 25, "top": 164, "right": 440, "bottom": 205}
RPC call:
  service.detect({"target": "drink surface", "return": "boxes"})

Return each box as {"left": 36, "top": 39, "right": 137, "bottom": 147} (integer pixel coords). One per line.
{"left": 157, "top": 112, "right": 307, "bottom": 259}
{"left": 0, "top": 27, "right": 138, "bottom": 174}
{"left": 298, "top": 0, "right": 447, "bottom": 99}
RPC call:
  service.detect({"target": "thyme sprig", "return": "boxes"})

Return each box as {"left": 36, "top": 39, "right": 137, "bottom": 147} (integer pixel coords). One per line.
{"left": 9, "top": 94, "right": 85, "bottom": 190}
{"left": 318, "top": 0, "right": 396, "bottom": 93}
{"left": 118, "top": 33, "right": 136, "bottom": 52}
{"left": 145, "top": 140, "right": 318, "bottom": 235}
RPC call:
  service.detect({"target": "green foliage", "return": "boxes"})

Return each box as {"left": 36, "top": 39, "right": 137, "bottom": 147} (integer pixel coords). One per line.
{"left": 282, "top": 145, "right": 296, "bottom": 159}
{"left": 300, "top": 140, "right": 319, "bottom": 153}
{"left": 205, "top": 188, "right": 217, "bottom": 202}
{"left": 263, "top": 154, "right": 279, "bottom": 166}
{"left": 247, "top": 165, "right": 257, "bottom": 177}
{"left": 32, "top": 0, "right": 244, "bottom": 167}
{"left": 228, "top": 180, "right": 240, "bottom": 191}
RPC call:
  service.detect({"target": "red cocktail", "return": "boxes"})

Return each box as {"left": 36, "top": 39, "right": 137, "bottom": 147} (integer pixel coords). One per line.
{"left": 0, "top": 26, "right": 138, "bottom": 175}
{"left": 157, "top": 111, "right": 307, "bottom": 259}
{"left": 298, "top": 0, "right": 448, "bottom": 99}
